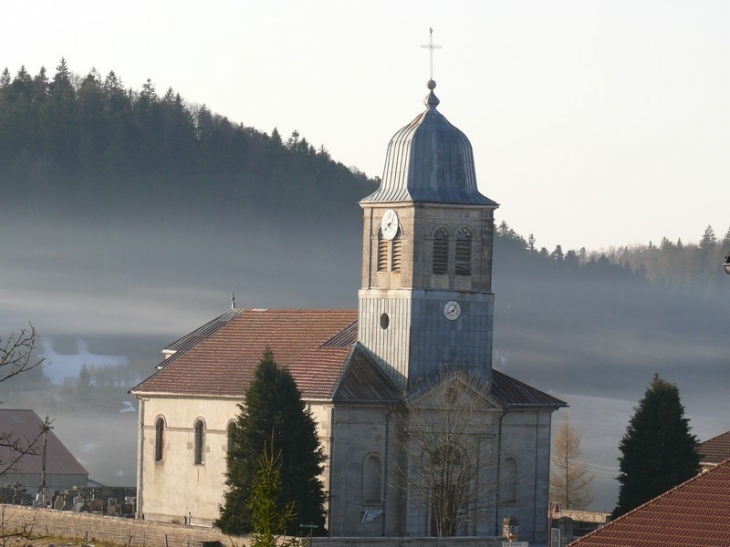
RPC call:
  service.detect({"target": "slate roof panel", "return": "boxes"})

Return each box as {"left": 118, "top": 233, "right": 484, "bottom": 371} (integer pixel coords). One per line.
{"left": 570, "top": 459, "right": 730, "bottom": 546}
{"left": 0, "top": 409, "right": 87, "bottom": 476}
{"left": 332, "top": 346, "right": 401, "bottom": 403}
{"left": 491, "top": 369, "right": 567, "bottom": 409}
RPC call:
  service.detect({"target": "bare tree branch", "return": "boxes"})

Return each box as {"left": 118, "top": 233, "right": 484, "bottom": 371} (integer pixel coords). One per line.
{"left": 0, "top": 325, "right": 44, "bottom": 385}
{"left": 395, "top": 372, "right": 500, "bottom": 536}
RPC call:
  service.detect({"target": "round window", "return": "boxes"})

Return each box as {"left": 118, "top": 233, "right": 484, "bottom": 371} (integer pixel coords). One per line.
{"left": 380, "top": 313, "right": 390, "bottom": 330}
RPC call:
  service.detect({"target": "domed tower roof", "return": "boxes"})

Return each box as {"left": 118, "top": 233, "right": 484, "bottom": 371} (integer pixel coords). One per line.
{"left": 362, "top": 80, "right": 497, "bottom": 206}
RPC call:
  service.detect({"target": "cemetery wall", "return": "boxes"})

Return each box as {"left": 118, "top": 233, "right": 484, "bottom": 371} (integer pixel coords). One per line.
{"left": 0, "top": 505, "right": 507, "bottom": 547}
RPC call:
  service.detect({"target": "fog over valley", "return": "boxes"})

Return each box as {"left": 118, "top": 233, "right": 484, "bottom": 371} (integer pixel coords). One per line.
{"left": 1, "top": 210, "right": 728, "bottom": 511}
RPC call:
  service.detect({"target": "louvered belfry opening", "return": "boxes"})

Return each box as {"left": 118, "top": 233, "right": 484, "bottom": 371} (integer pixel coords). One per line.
{"left": 391, "top": 230, "right": 402, "bottom": 272}
{"left": 433, "top": 227, "right": 449, "bottom": 274}
{"left": 455, "top": 227, "right": 471, "bottom": 276}
{"left": 377, "top": 230, "right": 388, "bottom": 272}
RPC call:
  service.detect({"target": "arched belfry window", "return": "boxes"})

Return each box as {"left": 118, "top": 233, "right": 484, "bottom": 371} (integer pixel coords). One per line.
{"left": 154, "top": 416, "right": 165, "bottom": 462}
{"left": 455, "top": 227, "right": 472, "bottom": 276}
{"left": 194, "top": 419, "right": 205, "bottom": 465}
{"left": 362, "top": 454, "right": 383, "bottom": 503}
{"left": 433, "top": 227, "right": 449, "bottom": 274}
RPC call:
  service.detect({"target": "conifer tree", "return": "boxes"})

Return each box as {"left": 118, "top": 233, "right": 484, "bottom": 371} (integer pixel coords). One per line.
{"left": 248, "top": 440, "right": 303, "bottom": 547}
{"left": 613, "top": 374, "right": 699, "bottom": 518}
{"left": 216, "top": 349, "right": 326, "bottom": 536}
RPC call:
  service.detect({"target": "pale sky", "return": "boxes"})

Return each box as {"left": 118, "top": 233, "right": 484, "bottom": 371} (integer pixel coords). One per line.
{"left": 4, "top": 0, "right": 730, "bottom": 251}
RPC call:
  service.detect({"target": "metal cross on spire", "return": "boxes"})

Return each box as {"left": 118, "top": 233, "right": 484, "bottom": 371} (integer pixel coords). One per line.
{"left": 421, "top": 27, "right": 442, "bottom": 81}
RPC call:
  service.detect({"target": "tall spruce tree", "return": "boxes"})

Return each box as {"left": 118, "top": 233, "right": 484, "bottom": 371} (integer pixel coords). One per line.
{"left": 216, "top": 349, "right": 326, "bottom": 536}
{"left": 613, "top": 374, "right": 699, "bottom": 518}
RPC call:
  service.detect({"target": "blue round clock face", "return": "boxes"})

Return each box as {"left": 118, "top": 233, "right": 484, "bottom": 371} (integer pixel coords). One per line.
{"left": 444, "top": 300, "right": 461, "bottom": 320}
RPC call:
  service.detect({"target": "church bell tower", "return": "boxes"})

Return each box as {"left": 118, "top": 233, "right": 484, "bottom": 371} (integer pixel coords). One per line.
{"left": 358, "top": 80, "right": 499, "bottom": 390}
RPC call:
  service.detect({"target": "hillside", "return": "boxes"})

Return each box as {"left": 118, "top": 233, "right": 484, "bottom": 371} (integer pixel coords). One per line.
{"left": 0, "top": 60, "right": 376, "bottom": 233}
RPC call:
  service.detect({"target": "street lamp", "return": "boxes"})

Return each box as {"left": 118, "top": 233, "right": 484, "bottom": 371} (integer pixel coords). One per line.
{"left": 724, "top": 252, "right": 730, "bottom": 275}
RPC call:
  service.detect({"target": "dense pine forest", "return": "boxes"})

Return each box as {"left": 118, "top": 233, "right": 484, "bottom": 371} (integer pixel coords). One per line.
{"left": 0, "top": 59, "right": 374, "bottom": 230}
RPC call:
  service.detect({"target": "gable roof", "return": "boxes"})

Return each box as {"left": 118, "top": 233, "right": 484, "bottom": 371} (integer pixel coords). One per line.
{"left": 132, "top": 309, "right": 562, "bottom": 409}
{"left": 132, "top": 309, "right": 399, "bottom": 403}
{"left": 569, "top": 459, "right": 730, "bottom": 547}
{"left": 698, "top": 430, "right": 730, "bottom": 467}
{"left": 0, "top": 409, "right": 88, "bottom": 476}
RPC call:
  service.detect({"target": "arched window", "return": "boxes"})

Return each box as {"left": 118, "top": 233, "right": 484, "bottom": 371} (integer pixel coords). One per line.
{"left": 391, "top": 229, "right": 402, "bottom": 272}
{"left": 455, "top": 227, "right": 472, "bottom": 276}
{"left": 501, "top": 456, "right": 518, "bottom": 503}
{"left": 194, "top": 419, "right": 205, "bottom": 465}
{"left": 377, "top": 230, "right": 388, "bottom": 272}
{"left": 227, "top": 421, "right": 236, "bottom": 454}
{"left": 154, "top": 417, "right": 165, "bottom": 462}
{"left": 433, "top": 227, "right": 449, "bottom": 274}
{"left": 362, "top": 454, "right": 383, "bottom": 503}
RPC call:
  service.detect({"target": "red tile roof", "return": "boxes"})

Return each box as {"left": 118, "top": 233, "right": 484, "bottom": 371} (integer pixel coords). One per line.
{"left": 133, "top": 308, "right": 563, "bottom": 409}
{"left": 698, "top": 430, "right": 730, "bottom": 467}
{"left": 133, "top": 309, "right": 398, "bottom": 402}
{"left": 0, "top": 410, "right": 88, "bottom": 476}
{"left": 569, "top": 459, "right": 730, "bottom": 547}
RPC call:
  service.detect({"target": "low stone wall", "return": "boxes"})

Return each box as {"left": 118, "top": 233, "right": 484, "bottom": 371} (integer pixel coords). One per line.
{"left": 0, "top": 505, "right": 239, "bottom": 547}
{"left": 0, "top": 505, "right": 507, "bottom": 547}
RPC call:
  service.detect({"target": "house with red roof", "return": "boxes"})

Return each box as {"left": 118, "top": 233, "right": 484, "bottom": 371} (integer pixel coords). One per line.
{"left": 131, "top": 80, "right": 566, "bottom": 541}
{"left": 569, "top": 458, "right": 730, "bottom": 546}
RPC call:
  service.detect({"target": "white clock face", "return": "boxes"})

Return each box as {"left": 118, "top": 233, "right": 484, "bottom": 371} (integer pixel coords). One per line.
{"left": 381, "top": 209, "right": 399, "bottom": 240}
{"left": 444, "top": 300, "right": 461, "bottom": 320}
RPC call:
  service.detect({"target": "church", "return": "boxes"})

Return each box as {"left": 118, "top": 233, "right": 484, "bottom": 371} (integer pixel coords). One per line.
{"left": 131, "top": 79, "right": 565, "bottom": 542}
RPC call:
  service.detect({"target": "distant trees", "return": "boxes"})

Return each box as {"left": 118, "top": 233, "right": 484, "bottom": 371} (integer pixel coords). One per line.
{"left": 549, "top": 413, "right": 594, "bottom": 510}
{"left": 216, "top": 349, "right": 326, "bottom": 536}
{"left": 613, "top": 374, "right": 699, "bottom": 518}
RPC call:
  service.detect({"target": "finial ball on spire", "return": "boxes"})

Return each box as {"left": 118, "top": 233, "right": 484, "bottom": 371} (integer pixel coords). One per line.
{"left": 427, "top": 79, "right": 437, "bottom": 90}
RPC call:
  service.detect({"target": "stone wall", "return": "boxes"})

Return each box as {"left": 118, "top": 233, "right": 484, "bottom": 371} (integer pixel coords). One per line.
{"left": 0, "top": 505, "right": 238, "bottom": 547}
{"left": 0, "top": 505, "right": 507, "bottom": 547}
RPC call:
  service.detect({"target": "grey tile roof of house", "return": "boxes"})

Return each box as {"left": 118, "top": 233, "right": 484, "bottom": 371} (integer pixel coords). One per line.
{"left": 0, "top": 409, "right": 87, "bottom": 476}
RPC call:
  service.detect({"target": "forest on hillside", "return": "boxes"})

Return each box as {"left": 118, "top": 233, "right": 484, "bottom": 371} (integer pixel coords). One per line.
{"left": 0, "top": 59, "right": 375, "bottom": 229}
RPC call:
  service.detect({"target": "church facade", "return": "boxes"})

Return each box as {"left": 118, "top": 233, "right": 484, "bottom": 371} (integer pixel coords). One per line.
{"left": 131, "top": 81, "right": 565, "bottom": 542}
